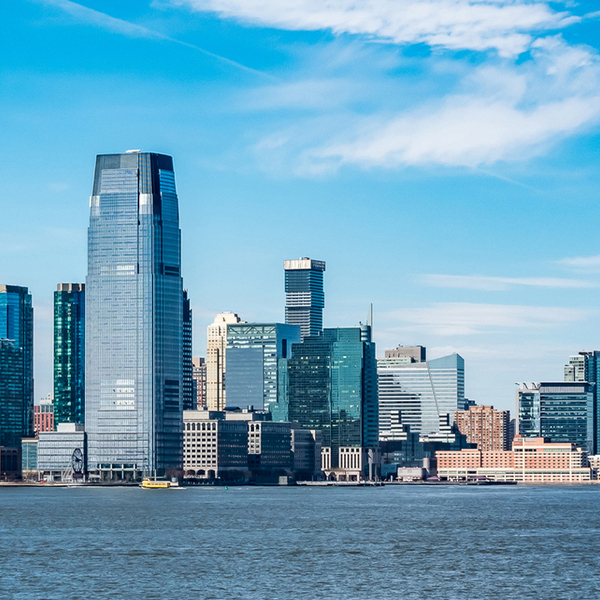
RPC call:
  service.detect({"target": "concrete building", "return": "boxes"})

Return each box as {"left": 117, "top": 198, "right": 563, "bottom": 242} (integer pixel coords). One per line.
{"left": 454, "top": 405, "right": 510, "bottom": 451}
{"left": 182, "top": 410, "right": 248, "bottom": 480}
{"left": 34, "top": 395, "right": 55, "bottom": 436}
{"left": 192, "top": 357, "right": 207, "bottom": 409}
{"left": 378, "top": 349, "right": 464, "bottom": 437}
{"left": 437, "top": 436, "right": 591, "bottom": 482}
{"left": 206, "top": 312, "right": 244, "bottom": 411}
{"left": 226, "top": 323, "right": 300, "bottom": 412}
{"left": 517, "top": 382, "right": 594, "bottom": 453}
{"left": 284, "top": 258, "right": 326, "bottom": 341}
{"left": 37, "top": 423, "right": 87, "bottom": 482}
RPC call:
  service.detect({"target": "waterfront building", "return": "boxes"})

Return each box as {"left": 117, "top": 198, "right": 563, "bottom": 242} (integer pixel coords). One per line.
{"left": 182, "top": 410, "right": 248, "bottom": 480}
{"left": 454, "top": 405, "right": 510, "bottom": 451}
{"left": 0, "top": 446, "right": 20, "bottom": 480}
{"left": 0, "top": 285, "right": 34, "bottom": 441}
{"left": 437, "top": 436, "right": 591, "bottom": 482}
{"left": 226, "top": 323, "right": 300, "bottom": 412}
{"left": 37, "top": 423, "right": 87, "bottom": 482}
{"left": 192, "top": 357, "right": 207, "bottom": 409}
{"left": 378, "top": 349, "right": 464, "bottom": 437}
{"left": 21, "top": 437, "right": 38, "bottom": 479}
{"left": 565, "top": 351, "right": 600, "bottom": 454}
{"left": 85, "top": 151, "right": 183, "bottom": 480}
{"left": 34, "top": 395, "right": 55, "bottom": 435}
{"left": 517, "top": 382, "right": 594, "bottom": 452}
{"left": 54, "top": 283, "right": 85, "bottom": 426}
{"left": 206, "top": 312, "right": 244, "bottom": 411}
{"left": 278, "top": 325, "right": 379, "bottom": 481}
{"left": 291, "top": 428, "right": 322, "bottom": 478}
{"left": 283, "top": 258, "right": 326, "bottom": 340}
{"left": 183, "top": 290, "right": 194, "bottom": 411}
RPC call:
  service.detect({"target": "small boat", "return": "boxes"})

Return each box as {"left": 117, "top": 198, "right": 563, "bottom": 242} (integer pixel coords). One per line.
{"left": 140, "top": 478, "right": 170, "bottom": 489}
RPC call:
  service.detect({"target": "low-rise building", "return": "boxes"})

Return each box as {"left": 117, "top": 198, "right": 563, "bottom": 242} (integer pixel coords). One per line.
{"left": 37, "top": 423, "right": 86, "bottom": 482}
{"left": 0, "top": 447, "right": 21, "bottom": 480}
{"left": 21, "top": 438, "right": 38, "bottom": 480}
{"left": 291, "top": 428, "right": 321, "bottom": 478}
{"left": 437, "top": 436, "right": 591, "bottom": 482}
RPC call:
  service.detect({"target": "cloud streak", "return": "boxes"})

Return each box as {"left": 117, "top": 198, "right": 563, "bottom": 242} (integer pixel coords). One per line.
{"left": 174, "top": 0, "right": 577, "bottom": 56}
{"left": 558, "top": 255, "right": 600, "bottom": 270}
{"left": 419, "top": 274, "right": 597, "bottom": 291}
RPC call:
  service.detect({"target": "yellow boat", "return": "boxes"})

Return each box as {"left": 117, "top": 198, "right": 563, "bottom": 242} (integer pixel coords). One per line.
{"left": 141, "top": 478, "right": 170, "bottom": 489}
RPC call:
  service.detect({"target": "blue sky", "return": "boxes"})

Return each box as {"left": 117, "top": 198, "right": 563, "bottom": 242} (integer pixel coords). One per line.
{"left": 2, "top": 0, "right": 600, "bottom": 410}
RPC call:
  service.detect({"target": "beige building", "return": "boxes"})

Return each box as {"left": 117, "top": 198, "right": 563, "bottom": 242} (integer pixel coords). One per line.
{"left": 206, "top": 312, "right": 244, "bottom": 411}
{"left": 454, "top": 405, "right": 509, "bottom": 451}
{"left": 437, "top": 436, "right": 592, "bottom": 483}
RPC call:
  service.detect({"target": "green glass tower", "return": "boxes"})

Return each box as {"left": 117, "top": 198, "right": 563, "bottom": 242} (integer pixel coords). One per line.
{"left": 54, "top": 284, "right": 85, "bottom": 426}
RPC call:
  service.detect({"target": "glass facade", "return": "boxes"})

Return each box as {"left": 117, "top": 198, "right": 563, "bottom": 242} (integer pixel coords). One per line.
{"left": 226, "top": 324, "right": 301, "bottom": 411}
{"left": 377, "top": 353, "right": 465, "bottom": 437}
{"left": 278, "top": 326, "right": 378, "bottom": 469}
{"left": 54, "top": 284, "right": 85, "bottom": 426}
{"left": 284, "top": 258, "right": 325, "bottom": 340}
{"left": 85, "top": 152, "right": 183, "bottom": 478}
{"left": 0, "top": 285, "right": 34, "bottom": 441}
{"left": 0, "top": 339, "right": 24, "bottom": 446}
{"left": 518, "top": 382, "right": 594, "bottom": 452}
{"left": 182, "top": 290, "right": 194, "bottom": 411}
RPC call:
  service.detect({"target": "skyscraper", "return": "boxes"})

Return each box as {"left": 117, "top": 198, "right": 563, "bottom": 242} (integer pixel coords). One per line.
{"left": 54, "top": 283, "right": 85, "bottom": 426}
{"left": 284, "top": 258, "right": 325, "bottom": 341}
{"left": 182, "top": 290, "right": 194, "bottom": 411}
{"left": 0, "top": 285, "right": 34, "bottom": 442}
{"left": 206, "top": 312, "right": 244, "bottom": 411}
{"left": 85, "top": 151, "right": 183, "bottom": 480}
{"left": 377, "top": 349, "right": 464, "bottom": 437}
{"left": 192, "top": 357, "right": 207, "bottom": 409}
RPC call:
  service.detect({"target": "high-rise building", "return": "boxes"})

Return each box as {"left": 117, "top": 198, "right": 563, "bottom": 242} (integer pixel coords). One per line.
{"left": 284, "top": 258, "right": 325, "bottom": 341}
{"left": 54, "top": 283, "right": 85, "bottom": 426}
{"left": 182, "top": 290, "right": 193, "bottom": 411}
{"left": 278, "top": 325, "right": 379, "bottom": 480}
{"left": 565, "top": 351, "right": 600, "bottom": 454}
{"left": 0, "top": 339, "right": 24, "bottom": 447}
{"left": 206, "top": 312, "right": 244, "bottom": 411}
{"left": 517, "top": 382, "right": 594, "bottom": 452}
{"left": 192, "top": 357, "right": 207, "bottom": 409}
{"left": 378, "top": 350, "right": 464, "bottom": 437}
{"left": 34, "top": 394, "right": 55, "bottom": 435}
{"left": 226, "top": 323, "right": 301, "bottom": 412}
{"left": 85, "top": 151, "right": 183, "bottom": 480}
{"left": 454, "top": 405, "right": 510, "bottom": 451}
{"left": 0, "top": 285, "right": 34, "bottom": 442}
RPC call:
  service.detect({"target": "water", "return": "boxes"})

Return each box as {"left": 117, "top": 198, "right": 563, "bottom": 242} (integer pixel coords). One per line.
{"left": 1, "top": 485, "right": 600, "bottom": 600}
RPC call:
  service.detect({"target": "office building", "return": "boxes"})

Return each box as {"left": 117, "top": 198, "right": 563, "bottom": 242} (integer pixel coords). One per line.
{"left": 291, "top": 428, "right": 322, "bottom": 478}
{"left": 85, "top": 151, "right": 183, "bottom": 480}
{"left": 183, "top": 290, "right": 194, "bottom": 411}
{"left": 192, "top": 357, "right": 207, "bottom": 409}
{"left": 226, "top": 323, "right": 300, "bottom": 412}
{"left": 565, "top": 351, "right": 600, "bottom": 454}
{"left": 0, "top": 447, "right": 20, "bottom": 480}
{"left": 454, "top": 405, "right": 510, "bottom": 451}
{"left": 437, "top": 436, "right": 591, "bottom": 483}
{"left": 279, "top": 325, "right": 379, "bottom": 481}
{"left": 54, "top": 283, "right": 85, "bottom": 426}
{"left": 206, "top": 312, "right": 244, "bottom": 411}
{"left": 284, "top": 258, "right": 325, "bottom": 340}
{"left": 0, "top": 285, "right": 34, "bottom": 441}
{"left": 37, "top": 423, "right": 87, "bottom": 482}
{"left": 21, "top": 438, "right": 38, "bottom": 479}
{"left": 34, "top": 395, "right": 55, "bottom": 435}
{"left": 517, "top": 382, "right": 594, "bottom": 452}
{"left": 378, "top": 349, "right": 464, "bottom": 437}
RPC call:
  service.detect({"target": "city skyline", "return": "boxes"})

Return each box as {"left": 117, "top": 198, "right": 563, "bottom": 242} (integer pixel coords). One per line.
{"left": 2, "top": 2, "right": 600, "bottom": 411}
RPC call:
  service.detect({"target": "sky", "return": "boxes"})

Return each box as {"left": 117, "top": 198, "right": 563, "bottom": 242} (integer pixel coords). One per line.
{"left": 1, "top": 0, "right": 600, "bottom": 411}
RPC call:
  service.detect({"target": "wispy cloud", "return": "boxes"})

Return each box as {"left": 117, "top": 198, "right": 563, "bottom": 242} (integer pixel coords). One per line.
{"left": 174, "top": 0, "right": 577, "bottom": 56}
{"left": 386, "top": 302, "right": 591, "bottom": 335}
{"left": 419, "top": 274, "right": 597, "bottom": 291}
{"left": 33, "top": 0, "right": 275, "bottom": 79}
{"left": 558, "top": 255, "right": 600, "bottom": 270}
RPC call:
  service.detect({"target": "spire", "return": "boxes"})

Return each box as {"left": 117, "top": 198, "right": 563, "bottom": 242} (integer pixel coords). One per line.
{"left": 366, "top": 303, "right": 373, "bottom": 328}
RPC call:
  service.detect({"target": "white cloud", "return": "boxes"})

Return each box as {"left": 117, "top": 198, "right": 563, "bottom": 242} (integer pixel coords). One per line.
{"left": 558, "top": 255, "right": 600, "bottom": 270}
{"left": 386, "top": 302, "right": 590, "bottom": 335}
{"left": 174, "top": 0, "right": 577, "bottom": 56}
{"left": 419, "top": 274, "right": 597, "bottom": 290}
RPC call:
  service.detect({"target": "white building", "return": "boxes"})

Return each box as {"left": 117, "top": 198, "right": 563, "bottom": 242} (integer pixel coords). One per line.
{"left": 37, "top": 423, "right": 86, "bottom": 482}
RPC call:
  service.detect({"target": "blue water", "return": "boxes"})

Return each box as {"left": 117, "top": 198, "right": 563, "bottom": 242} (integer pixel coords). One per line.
{"left": 1, "top": 485, "right": 599, "bottom": 599}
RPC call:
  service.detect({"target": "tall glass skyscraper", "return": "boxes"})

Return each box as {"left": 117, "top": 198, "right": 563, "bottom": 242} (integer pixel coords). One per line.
{"left": 284, "top": 258, "right": 325, "bottom": 340}
{"left": 182, "top": 289, "right": 193, "bottom": 411}
{"left": 0, "top": 285, "right": 34, "bottom": 442}
{"left": 85, "top": 151, "right": 183, "bottom": 480}
{"left": 54, "top": 283, "right": 85, "bottom": 426}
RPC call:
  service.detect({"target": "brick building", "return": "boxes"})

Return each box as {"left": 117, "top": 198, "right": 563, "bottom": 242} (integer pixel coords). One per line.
{"left": 454, "top": 405, "right": 509, "bottom": 451}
